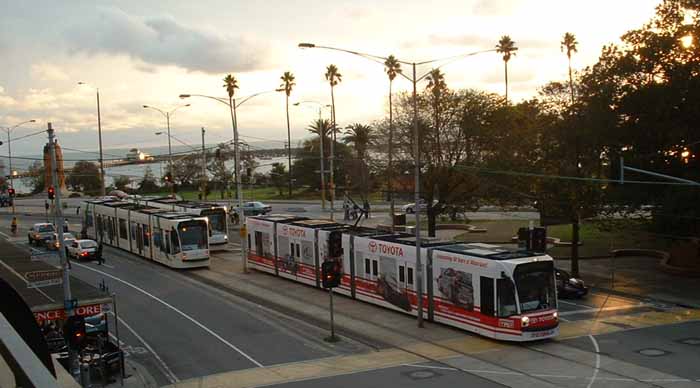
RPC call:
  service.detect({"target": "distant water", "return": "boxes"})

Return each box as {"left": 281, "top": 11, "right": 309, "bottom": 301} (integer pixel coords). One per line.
{"left": 1, "top": 144, "right": 289, "bottom": 194}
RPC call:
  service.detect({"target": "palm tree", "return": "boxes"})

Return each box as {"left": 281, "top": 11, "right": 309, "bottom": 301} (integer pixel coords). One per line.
{"left": 496, "top": 35, "right": 518, "bottom": 103}
{"left": 308, "top": 118, "right": 333, "bottom": 206}
{"left": 222, "top": 74, "right": 239, "bottom": 197}
{"left": 325, "top": 64, "right": 342, "bottom": 214}
{"left": 561, "top": 32, "right": 578, "bottom": 106}
{"left": 307, "top": 118, "right": 333, "bottom": 143}
{"left": 384, "top": 55, "right": 402, "bottom": 230}
{"left": 280, "top": 71, "right": 296, "bottom": 197}
{"left": 425, "top": 69, "right": 447, "bottom": 160}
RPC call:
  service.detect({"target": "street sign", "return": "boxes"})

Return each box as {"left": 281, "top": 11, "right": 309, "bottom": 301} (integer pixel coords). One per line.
{"left": 24, "top": 269, "right": 63, "bottom": 289}
{"left": 30, "top": 252, "right": 58, "bottom": 262}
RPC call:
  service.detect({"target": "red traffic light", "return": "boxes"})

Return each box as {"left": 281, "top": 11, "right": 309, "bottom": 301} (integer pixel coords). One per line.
{"left": 47, "top": 186, "right": 55, "bottom": 200}
{"left": 321, "top": 260, "right": 342, "bottom": 289}
{"left": 7, "top": 188, "right": 15, "bottom": 197}
{"left": 63, "top": 315, "right": 86, "bottom": 350}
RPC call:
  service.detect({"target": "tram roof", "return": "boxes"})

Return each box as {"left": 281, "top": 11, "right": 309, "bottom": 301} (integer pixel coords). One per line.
{"left": 249, "top": 214, "right": 309, "bottom": 223}
{"left": 143, "top": 197, "right": 224, "bottom": 209}
{"left": 435, "top": 243, "right": 538, "bottom": 261}
{"left": 371, "top": 234, "right": 454, "bottom": 247}
{"left": 289, "top": 219, "right": 341, "bottom": 228}
{"left": 86, "top": 200, "right": 206, "bottom": 220}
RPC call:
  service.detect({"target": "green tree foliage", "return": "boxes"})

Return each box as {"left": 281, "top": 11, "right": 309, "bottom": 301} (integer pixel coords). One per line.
{"left": 67, "top": 161, "right": 101, "bottom": 193}
{"left": 343, "top": 123, "right": 375, "bottom": 198}
{"left": 270, "top": 162, "right": 287, "bottom": 196}
{"left": 24, "top": 161, "right": 45, "bottom": 194}
{"left": 208, "top": 144, "right": 233, "bottom": 199}
{"left": 293, "top": 119, "right": 351, "bottom": 192}
{"left": 138, "top": 167, "right": 159, "bottom": 193}
{"left": 113, "top": 175, "right": 130, "bottom": 191}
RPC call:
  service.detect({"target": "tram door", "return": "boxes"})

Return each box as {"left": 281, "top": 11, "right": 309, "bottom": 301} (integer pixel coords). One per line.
{"left": 480, "top": 276, "right": 495, "bottom": 316}
{"left": 136, "top": 224, "right": 144, "bottom": 255}
{"left": 255, "top": 231, "right": 263, "bottom": 256}
{"left": 398, "top": 261, "right": 415, "bottom": 292}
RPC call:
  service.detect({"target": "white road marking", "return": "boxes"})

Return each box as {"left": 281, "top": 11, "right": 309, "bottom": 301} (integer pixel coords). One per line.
{"left": 114, "top": 313, "right": 179, "bottom": 383}
{"left": 402, "top": 364, "right": 457, "bottom": 371}
{"left": 559, "top": 303, "right": 649, "bottom": 316}
{"left": 0, "top": 232, "right": 10, "bottom": 239}
{"left": 586, "top": 334, "right": 601, "bottom": 388}
{"left": 73, "top": 262, "right": 264, "bottom": 368}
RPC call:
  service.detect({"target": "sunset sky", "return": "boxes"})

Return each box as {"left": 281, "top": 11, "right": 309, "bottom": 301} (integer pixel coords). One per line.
{"left": 1, "top": 0, "right": 660, "bottom": 157}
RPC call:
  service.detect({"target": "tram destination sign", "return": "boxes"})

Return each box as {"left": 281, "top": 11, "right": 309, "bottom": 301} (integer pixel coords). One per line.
{"left": 24, "top": 269, "right": 63, "bottom": 289}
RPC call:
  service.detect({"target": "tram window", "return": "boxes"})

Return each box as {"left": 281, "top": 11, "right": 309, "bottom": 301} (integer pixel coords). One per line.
{"left": 171, "top": 228, "right": 181, "bottom": 253}
{"left": 399, "top": 266, "right": 405, "bottom": 283}
{"left": 143, "top": 226, "right": 150, "bottom": 247}
{"left": 164, "top": 231, "right": 171, "bottom": 254}
{"left": 407, "top": 267, "right": 414, "bottom": 286}
{"left": 364, "top": 258, "right": 370, "bottom": 275}
{"left": 372, "top": 260, "right": 378, "bottom": 276}
{"left": 497, "top": 279, "right": 518, "bottom": 317}
{"left": 248, "top": 234, "right": 251, "bottom": 251}
{"left": 118, "top": 219, "right": 127, "bottom": 238}
{"left": 131, "top": 223, "right": 137, "bottom": 240}
{"left": 290, "top": 243, "right": 294, "bottom": 257}
{"left": 295, "top": 243, "right": 300, "bottom": 258}
{"left": 480, "top": 277, "right": 495, "bottom": 316}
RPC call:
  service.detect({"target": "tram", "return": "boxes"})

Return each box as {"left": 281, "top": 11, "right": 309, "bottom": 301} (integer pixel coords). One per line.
{"left": 246, "top": 215, "right": 558, "bottom": 341}
{"left": 135, "top": 196, "right": 229, "bottom": 246}
{"left": 81, "top": 199, "right": 210, "bottom": 269}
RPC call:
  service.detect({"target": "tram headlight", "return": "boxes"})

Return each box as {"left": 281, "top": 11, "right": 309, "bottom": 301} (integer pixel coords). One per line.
{"left": 552, "top": 311, "right": 558, "bottom": 320}
{"left": 521, "top": 316, "right": 530, "bottom": 327}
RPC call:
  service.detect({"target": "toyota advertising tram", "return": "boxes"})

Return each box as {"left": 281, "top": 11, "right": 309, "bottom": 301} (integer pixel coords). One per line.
{"left": 246, "top": 215, "right": 558, "bottom": 341}
{"left": 82, "top": 199, "right": 210, "bottom": 269}
{"left": 135, "top": 196, "right": 229, "bottom": 246}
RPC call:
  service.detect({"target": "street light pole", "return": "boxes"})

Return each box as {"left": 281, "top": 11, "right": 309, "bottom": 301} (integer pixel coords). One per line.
{"left": 143, "top": 104, "right": 190, "bottom": 198}
{"left": 78, "top": 82, "right": 105, "bottom": 196}
{"left": 293, "top": 101, "right": 331, "bottom": 217}
{"left": 201, "top": 127, "right": 207, "bottom": 199}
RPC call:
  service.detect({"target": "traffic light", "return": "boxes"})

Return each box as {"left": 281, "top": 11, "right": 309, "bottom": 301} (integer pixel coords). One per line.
{"left": 8, "top": 188, "right": 15, "bottom": 197}
{"left": 321, "top": 260, "right": 342, "bottom": 289}
{"left": 47, "top": 186, "right": 55, "bottom": 200}
{"left": 531, "top": 227, "right": 547, "bottom": 252}
{"left": 164, "top": 173, "right": 172, "bottom": 182}
{"left": 328, "top": 231, "right": 343, "bottom": 258}
{"left": 63, "top": 315, "right": 86, "bottom": 351}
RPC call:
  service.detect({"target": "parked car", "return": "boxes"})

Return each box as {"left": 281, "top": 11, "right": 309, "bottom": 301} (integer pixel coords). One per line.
{"left": 67, "top": 239, "right": 98, "bottom": 260}
{"left": 239, "top": 201, "right": 272, "bottom": 216}
{"left": 555, "top": 267, "right": 589, "bottom": 299}
{"left": 401, "top": 199, "right": 438, "bottom": 214}
{"left": 45, "top": 232, "right": 77, "bottom": 251}
{"left": 28, "top": 223, "right": 56, "bottom": 245}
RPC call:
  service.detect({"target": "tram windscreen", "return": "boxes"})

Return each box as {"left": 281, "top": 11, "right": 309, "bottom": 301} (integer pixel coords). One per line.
{"left": 178, "top": 221, "right": 208, "bottom": 251}
{"left": 203, "top": 209, "right": 226, "bottom": 234}
{"left": 513, "top": 261, "right": 557, "bottom": 313}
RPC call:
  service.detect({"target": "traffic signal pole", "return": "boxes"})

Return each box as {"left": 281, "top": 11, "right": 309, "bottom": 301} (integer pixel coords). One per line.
{"left": 48, "top": 123, "right": 77, "bottom": 375}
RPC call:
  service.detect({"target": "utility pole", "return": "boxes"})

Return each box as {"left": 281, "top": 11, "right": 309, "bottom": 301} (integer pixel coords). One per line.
{"left": 329, "top": 105, "right": 335, "bottom": 221}
{"left": 7, "top": 130, "right": 15, "bottom": 215}
{"left": 96, "top": 89, "right": 105, "bottom": 196}
{"left": 201, "top": 127, "right": 207, "bottom": 199}
{"left": 48, "top": 123, "right": 76, "bottom": 374}
{"left": 412, "top": 62, "right": 424, "bottom": 328}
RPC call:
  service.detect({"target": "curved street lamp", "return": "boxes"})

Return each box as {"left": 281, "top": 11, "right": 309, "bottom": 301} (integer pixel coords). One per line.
{"left": 293, "top": 101, "right": 332, "bottom": 213}
{"left": 298, "top": 42, "right": 497, "bottom": 328}
{"left": 77, "top": 82, "right": 107, "bottom": 196}
{"left": 143, "top": 104, "right": 190, "bottom": 197}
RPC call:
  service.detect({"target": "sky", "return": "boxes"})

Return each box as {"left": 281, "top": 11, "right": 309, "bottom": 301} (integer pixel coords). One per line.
{"left": 0, "top": 0, "right": 661, "bottom": 159}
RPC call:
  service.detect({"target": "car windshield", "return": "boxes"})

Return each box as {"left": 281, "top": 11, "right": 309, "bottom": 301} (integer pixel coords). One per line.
{"left": 178, "top": 221, "right": 208, "bottom": 251}
{"left": 37, "top": 225, "right": 54, "bottom": 233}
{"left": 81, "top": 241, "right": 97, "bottom": 248}
{"left": 203, "top": 209, "right": 226, "bottom": 233}
{"left": 513, "top": 261, "right": 557, "bottom": 313}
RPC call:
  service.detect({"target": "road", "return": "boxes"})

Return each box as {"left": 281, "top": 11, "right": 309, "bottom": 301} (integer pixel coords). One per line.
{"left": 0, "top": 212, "right": 367, "bottom": 386}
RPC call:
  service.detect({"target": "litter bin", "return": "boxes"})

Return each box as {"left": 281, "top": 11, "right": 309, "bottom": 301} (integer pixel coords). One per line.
{"left": 393, "top": 213, "right": 406, "bottom": 226}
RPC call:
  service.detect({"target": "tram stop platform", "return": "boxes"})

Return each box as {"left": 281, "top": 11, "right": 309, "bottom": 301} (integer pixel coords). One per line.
{"left": 0, "top": 239, "right": 112, "bottom": 322}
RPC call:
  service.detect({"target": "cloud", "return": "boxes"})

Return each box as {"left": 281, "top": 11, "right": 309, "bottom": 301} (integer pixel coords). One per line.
{"left": 0, "top": 86, "right": 18, "bottom": 107}
{"left": 63, "top": 7, "right": 267, "bottom": 74}
{"left": 30, "top": 63, "right": 70, "bottom": 82}
{"left": 471, "top": 0, "right": 515, "bottom": 15}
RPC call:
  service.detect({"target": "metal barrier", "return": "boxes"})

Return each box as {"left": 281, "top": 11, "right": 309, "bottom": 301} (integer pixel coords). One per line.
{"left": 0, "top": 312, "right": 60, "bottom": 388}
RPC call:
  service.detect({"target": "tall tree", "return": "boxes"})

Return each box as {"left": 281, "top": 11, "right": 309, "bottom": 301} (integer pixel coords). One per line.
{"left": 425, "top": 68, "right": 448, "bottom": 163}
{"left": 280, "top": 71, "right": 296, "bottom": 197}
{"left": 325, "top": 64, "right": 342, "bottom": 207}
{"left": 343, "top": 124, "right": 374, "bottom": 198}
{"left": 67, "top": 161, "right": 101, "bottom": 193}
{"left": 270, "top": 162, "right": 287, "bottom": 196}
{"left": 496, "top": 35, "right": 518, "bottom": 103}
{"left": 223, "top": 74, "right": 239, "bottom": 194}
{"left": 561, "top": 32, "right": 579, "bottom": 106}
{"left": 138, "top": 167, "right": 159, "bottom": 193}
{"left": 384, "top": 55, "right": 402, "bottom": 229}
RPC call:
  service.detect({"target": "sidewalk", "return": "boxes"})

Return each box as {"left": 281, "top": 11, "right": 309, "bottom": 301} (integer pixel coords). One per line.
{"left": 556, "top": 255, "right": 700, "bottom": 309}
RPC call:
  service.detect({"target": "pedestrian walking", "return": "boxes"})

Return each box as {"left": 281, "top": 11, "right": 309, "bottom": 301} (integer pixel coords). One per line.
{"left": 343, "top": 199, "right": 349, "bottom": 221}
{"left": 76, "top": 206, "right": 80, "bottom": 215}
{"left": 96, "top": 241, "right": 104, "bottom": 265}
{"left": 363, "top": 200, "right": 370, "bottom": 219}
